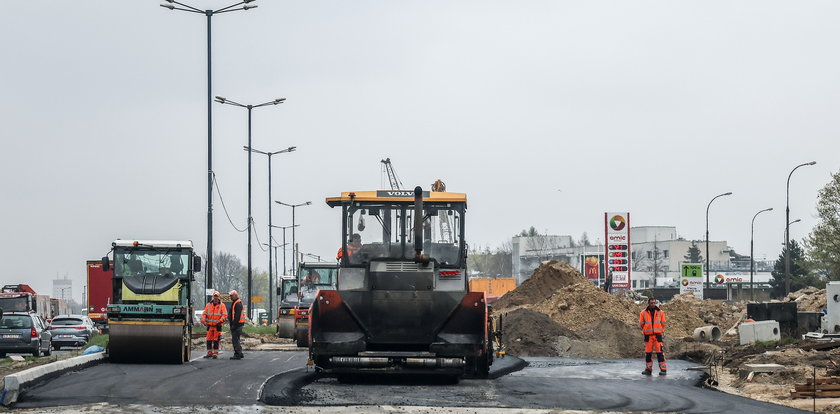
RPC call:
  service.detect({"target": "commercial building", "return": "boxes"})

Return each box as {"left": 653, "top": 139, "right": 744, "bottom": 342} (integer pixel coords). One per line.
{"left": 512, "top": 226, "right": 773, "bottom": 289}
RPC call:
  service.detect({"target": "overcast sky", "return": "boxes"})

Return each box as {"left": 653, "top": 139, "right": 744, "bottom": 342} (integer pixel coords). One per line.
{"left": 1, "top": 1, "right": 837, "bottom": 301}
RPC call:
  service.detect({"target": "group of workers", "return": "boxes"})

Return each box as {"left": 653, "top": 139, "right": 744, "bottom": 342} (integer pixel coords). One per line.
{"left": 200, "top": 290, "right": 246, "bottom": 360}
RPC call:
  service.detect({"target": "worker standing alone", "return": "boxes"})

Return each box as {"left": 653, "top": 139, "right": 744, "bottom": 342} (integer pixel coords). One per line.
{"left": 229, "top": 290, "right": 246, "bottom": 360}
{"left": 201, "top": 292, "right": 227, "bottom": 359}
{"left": 639, "top": 297, "right": 667, "bottom": 376}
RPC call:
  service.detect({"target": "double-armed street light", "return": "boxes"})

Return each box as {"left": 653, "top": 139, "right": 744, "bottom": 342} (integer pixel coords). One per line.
{"left": 275, "top": 201, "right": 311, "bottom": 274}
{"left": 245, "top": 145, "right": 295, "bottom": 320}
{"left": 215, "top": 96, "right": 285, "bottom": 313}
{"left": 160, "top": 0, "right": 259, "bottom": 294}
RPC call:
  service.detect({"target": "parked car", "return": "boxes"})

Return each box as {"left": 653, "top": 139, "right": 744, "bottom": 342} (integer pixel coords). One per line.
{"left": 49, "top": 315, "right": 97, "bottom": 350}
{"left": 0, "top": 313, "right": 52, "bottom": 357}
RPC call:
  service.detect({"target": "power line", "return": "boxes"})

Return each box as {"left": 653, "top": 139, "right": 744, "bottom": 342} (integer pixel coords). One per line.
{"left": 212, "top": 173, "right": 247, "bottom": 233}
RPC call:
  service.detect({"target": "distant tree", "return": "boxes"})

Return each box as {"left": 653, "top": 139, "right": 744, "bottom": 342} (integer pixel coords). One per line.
{"left": 468, "top": 242, "right": 513, "bottom": 277}
{"left": 769, "top": 240, "right": 823, "bottom": 298}
{"left": 580, "top": 232, "right": 593, "bottom": 247}
{"left": 806, "top": 170, "right": 840, "bottom": 281}
{"left": 518, "top": 226, "right": 540, "bottom": 237}
{"left": 684, "top": 241, "right": 703, "bottom": 263}
{"left": 212, "top": 251, "right": 245, "bottom": 294}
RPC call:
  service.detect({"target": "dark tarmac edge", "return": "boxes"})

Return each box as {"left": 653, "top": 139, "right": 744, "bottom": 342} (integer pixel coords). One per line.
{"left": 487, "top": 356, "right": 528, "bottom": 380}
{"left": 259, "top": 367, "right": 320, "bottom": 405}
{"left": 12, "top": 354, "right": 107, "bottom": 407}
{"left": 259, "top": 356, "right": 529, "bottom": 407}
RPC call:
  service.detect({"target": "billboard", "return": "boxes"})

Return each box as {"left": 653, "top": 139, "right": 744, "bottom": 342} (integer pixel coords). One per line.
{"left": 680, "top": 263, "right": 704, "bottom": 299}
{"left": 581, "top": 254, "right": 605, "bottom": 285}
{"left": 604, "top": 212, "right": 631, "bottom": 289}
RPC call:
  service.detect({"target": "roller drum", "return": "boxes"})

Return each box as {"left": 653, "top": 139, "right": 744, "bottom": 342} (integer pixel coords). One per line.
{"left": 109, "top": 321, "right": 187, "bottom": 364}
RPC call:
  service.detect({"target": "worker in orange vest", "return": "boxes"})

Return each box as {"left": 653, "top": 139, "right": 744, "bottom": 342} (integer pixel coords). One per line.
{"left": 336, "top": 233, "right": 362, "bottom": 260}
{"left": 201, "top": 291, "right": 228, "bottom": 359}
{"left": 229, "top": 290, "right": 247, "bottom": 360}
{"left": 639, "top": 297, "right": 667, "bottom": 375}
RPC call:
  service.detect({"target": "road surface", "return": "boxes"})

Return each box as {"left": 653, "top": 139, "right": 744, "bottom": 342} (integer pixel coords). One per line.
{"left": 17, "top": 352, "right": 807, "bottom": 413}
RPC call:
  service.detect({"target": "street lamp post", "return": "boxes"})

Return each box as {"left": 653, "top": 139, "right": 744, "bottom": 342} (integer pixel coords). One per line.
{"left": 750, "top": 207, "right": 773, "bottom": 301}
{"left": 276, "top": 201, "right": 311, "bottom": 274}
{"left": 705, "top": 192, "right": 733, "bottom": 288}
{"left": 160, "top": 0, "right": 258, "bottom": 297}
{"left": 246, "top": 145, "right": 295, "bottom": 320}
{"left": 785, "top": 161, "right": 816, "bottom": 295}
{"left": 271, "top": 224, "right": 299, "bottom": 275}
{"left": 215, "top": 97, "right": 285, "bottom": 314}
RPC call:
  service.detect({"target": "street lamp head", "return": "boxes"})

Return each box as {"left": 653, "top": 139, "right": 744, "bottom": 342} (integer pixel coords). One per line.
{"left": 807, "top": 161, "right": 817, "bottom": 166}
{"left": 243, "top": 4, "right": 258, "bottom": 10}
{"left": 215, "top": 96, "right": 226, "bottom": 104}
{"left": 160, "top": 3, "right": 175, "bottom": 9}
{"left": 273, "top": 98, "right": 286, "bottom": 105}
{"left": 723, "top": 192, "right": 733, "bottom": 196}
{"left": 244, "top": 0, "right": 257, "bottom": 2}
{"left": 305, "top": 201, "right": 312, "bottom": 206}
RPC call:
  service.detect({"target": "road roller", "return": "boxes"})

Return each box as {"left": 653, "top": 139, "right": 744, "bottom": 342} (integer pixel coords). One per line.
{"left": 277, "top": 262, "right": 338, "bottom": 347}
{"left": 309, "top": 187, "right": 494, "bottom": 377}
{"left": 102, "top": 240, "right": 200, "bottom": 364}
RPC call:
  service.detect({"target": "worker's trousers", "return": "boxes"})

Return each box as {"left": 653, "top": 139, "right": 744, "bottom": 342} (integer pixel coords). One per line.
{"left": 644, "top": 334, "right": 666, "bottom": 372}
{"left": 231, "top": 325, "right": 243, "bottom": 356}
{"left": 205, "top": 325, "right": 221, "bottom": 357}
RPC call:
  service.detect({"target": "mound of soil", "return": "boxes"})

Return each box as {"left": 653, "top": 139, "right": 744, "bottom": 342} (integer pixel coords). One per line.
{"left": 660, "top": 297, "right": 707, "bottom": 338}
{"left": 501, "top": 308, "right": 578, "bottom": 357}
{"left": 494, "top": 261, "right": 584, "bottom": 310}
{"left": 532, "top": 282, "right": 640, "bottom": 330}
{"left": 783, "top": 286, "right": 826, "bottom": 312}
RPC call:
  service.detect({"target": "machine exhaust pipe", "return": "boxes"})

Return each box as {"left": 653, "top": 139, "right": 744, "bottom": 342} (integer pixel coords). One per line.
{"left": 404, "top": 357, "right": 465, "bottom": 368}
{"left": 413, "top": 186, "right": 429, "bottom": 264}
{"left": 330, "top": 357, "right": 391, "bottom": 368}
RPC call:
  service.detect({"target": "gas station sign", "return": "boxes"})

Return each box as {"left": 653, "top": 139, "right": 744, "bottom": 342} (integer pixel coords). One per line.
{"left": 604, "top": 212, "right": 631, "bottom": 289}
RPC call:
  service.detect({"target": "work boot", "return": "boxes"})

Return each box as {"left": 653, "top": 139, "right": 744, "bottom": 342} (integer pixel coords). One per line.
{"left": 230, "top": 354, "right": 242, "bottom": 360}
{"left": 659, "top": 370, "right": 667, "bottom": 376}
{"left": 642, "top": 369, "right": 652, "bottom": 376}
{"left": 212, "top": 355, "right": 218, "bottom": 359}
{"left": 203, "top": 354, "right": 212, "bottom": 359}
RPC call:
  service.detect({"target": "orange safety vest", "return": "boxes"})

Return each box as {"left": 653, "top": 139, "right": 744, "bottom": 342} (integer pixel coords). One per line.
{"left": 336, "top": 244, "right": 361, "bottom": 260}
{"left": 231, "top": 299, "right": 247, "bottom": 324}
{"left": 639, "top": 307, "right": 666, "bottom": 335}
{"left": 202, "top": 302, "right": 228, "bottom": 326}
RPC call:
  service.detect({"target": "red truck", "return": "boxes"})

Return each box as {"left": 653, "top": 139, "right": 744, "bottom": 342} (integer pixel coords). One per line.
{"left": 86, "top": 260, "right": 113, "bottom": 332}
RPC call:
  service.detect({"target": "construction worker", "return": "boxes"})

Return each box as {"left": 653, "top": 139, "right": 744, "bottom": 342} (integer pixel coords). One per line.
{"left": 639, "top": 297, "right": 667, "bottom": 376}
{"left": 229, "top": 290, "right": 246, "bottom": 360}
{"left": 336, "top": 233, "right": 362, "bottom": 260}
{"left": 201, "top": 291, "right": 227, "bottom": 359}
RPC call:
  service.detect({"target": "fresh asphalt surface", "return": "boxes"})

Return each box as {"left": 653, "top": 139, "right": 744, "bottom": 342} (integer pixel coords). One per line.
{"left": 17, "top": 351, "right": 807, "bottom": 413}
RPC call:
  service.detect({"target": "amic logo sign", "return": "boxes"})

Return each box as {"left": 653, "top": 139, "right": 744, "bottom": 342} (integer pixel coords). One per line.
{"left": 609, "top": 215, "right": 626, "bottom": 231}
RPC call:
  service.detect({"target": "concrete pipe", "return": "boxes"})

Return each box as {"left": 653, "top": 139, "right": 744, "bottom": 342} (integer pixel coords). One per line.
{"left": 692, "top": 325, "right": 721, "bottom": 342}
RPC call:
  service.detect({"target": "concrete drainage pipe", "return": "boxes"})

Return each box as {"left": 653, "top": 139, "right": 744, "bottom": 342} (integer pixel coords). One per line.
{"left": 692, "top": 325, "right": 721, "bottom": 342}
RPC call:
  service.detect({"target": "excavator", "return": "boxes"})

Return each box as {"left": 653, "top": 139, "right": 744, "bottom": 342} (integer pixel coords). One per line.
{"left": 309, "top": 186, "right": 494, "bottom": 377}
{"left": 103, "top": 240, "right": 200, "bottom": 363}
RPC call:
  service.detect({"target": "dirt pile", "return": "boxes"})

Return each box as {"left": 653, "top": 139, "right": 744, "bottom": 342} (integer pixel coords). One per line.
{"left": 783, "top": 286, "right": 826, "bottom": 312}
{"left": 493, "top": 261, "right": 584, "bottom": 310}
{"left": 501, "top": 308, "right": 578, "bottom": 357}
{"left": 661, "top": 294, "right": 712, "bottom": 338}
{"left": 531, "top": 281, "right": 639, "bottom": 329}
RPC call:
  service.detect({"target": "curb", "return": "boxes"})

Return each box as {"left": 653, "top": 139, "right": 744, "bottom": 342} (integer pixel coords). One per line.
{"left": 259, "top": 367, "right": 319, "bottom": 405}
{"left": 2, "top": 352, "right": 106, "bottom": 406}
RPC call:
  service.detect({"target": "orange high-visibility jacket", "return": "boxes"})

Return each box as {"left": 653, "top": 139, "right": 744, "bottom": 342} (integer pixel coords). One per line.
{"left": 201, "top": 302, "right": 228, "bottom": 326}
{"left": 231, "top": 299, "right": 247, "bottom": 324}
{"left": 336, "top": 244, "right": 361, "bottom": 260}
{"left": 639, "top": 307, "right": 666, "bottom": 335}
